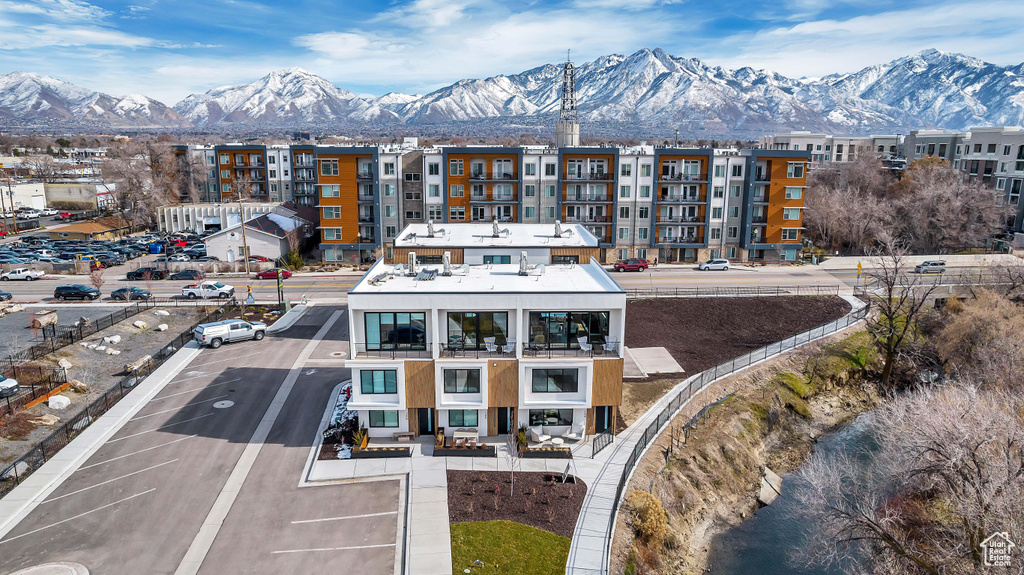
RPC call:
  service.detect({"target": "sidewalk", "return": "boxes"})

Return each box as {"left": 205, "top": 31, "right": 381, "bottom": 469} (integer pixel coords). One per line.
{"left": 564, "top": 294, "right": 868, "bottom": 574}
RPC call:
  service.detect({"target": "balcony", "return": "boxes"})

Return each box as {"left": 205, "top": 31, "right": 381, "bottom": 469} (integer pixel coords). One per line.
{"left": 563, "top": 172, "right": 613, "bottom": 181}
{"left": 358, "top": 236, "right": 377, "bottom": 244}
{"left": 755, "top": 170, "right": 770, "bottom": 182}
{"left": 354, "top": 342, "right": 432, "bottom": 359}
{"left": 357, "top": 171, "right": 374, "bottom": 180}
{"left": 357, "top": 194, "right": 375, "bottom": 202}
{"left": 656, "top": 215, "right": 704, "bottom": 224}
{"left": 751, "top": 216, "right": 768, "bottom": 224}
{"left": 565, "top": 215, "right": 611, "bottom": 223}
{"left": 658, "top": 193, "right": 706, "bottom": 203}
{"left": 470, "top": 193, "right": 516, "bottom": 202}
{"left": 752, "top": 194, "right": 768, "bottom": 204}
{"left": 358, "top": 215, "right": 375, "bottom": 223}
{"left": 657, "top": 234, "right": 704, "bottom": 245}
{"left": 521, "top": 340, "right": 621, "bottom": 358}
{"left": 564, "top": 194, "right": 610, "bottom": 202}
{"left": 657, "top": 173, "right": 707, "bottom": 183}
{"left": 468, "top": 172, "right": 516, "bottom": 181}
{"left": 293, "top": 158, "right": 315, "bottom": 168}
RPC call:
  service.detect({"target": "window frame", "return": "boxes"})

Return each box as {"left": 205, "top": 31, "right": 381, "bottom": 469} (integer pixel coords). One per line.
{"left": 443, "top": 369, "right": 481, "bottom": 393}
{"left": 360, "top": 370, "right": 398, "bottom": 394}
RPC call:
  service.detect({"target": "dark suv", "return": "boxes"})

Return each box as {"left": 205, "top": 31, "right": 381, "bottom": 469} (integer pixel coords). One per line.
{"left": 170, "top": 269, "right": 204, "bottom": 281}
{"left": 54, "top": 284, "right": 100, "bottom": 301}
{"left": 127, "top": 267, "right": 168, "bottom": 281}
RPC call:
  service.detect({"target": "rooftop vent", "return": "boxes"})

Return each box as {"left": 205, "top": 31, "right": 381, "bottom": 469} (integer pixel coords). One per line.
{"left": 442, "top": 251, "right": 452, "bottom": 276}
{"left": 427, "top": 220, "right": 446, "bottom": 238}
{"left": 554, "top": 220, "right": 573, "bottom": 238}
{"left": 415, "top": 269, "right": 437, "bottom": 281}
{"left": 408, "top": 252, "right": 417, "bottom": 276}
{"left": 519, "top": 250, "right": 529, "bottom": 276}
{"left": 492, "top": 219, "right": 510, "bottom": 238}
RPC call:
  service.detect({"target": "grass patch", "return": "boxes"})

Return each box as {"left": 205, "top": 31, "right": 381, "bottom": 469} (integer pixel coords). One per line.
{"left": 775, "top": 372, "right": 813, "bottom": 398}
{"left": 451, "top": 520, "right": 570, "bottom": 575}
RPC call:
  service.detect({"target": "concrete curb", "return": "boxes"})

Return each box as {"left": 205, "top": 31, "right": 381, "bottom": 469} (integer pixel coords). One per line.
{"left": 266, "top": 303, "right": 312, "bottom": 333}
{"left": 0, "top": 342, "right": 204, "bottom": 541}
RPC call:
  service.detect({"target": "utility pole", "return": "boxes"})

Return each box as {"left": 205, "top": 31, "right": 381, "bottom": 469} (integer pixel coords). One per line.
{"left": 236, "top": 195, "right": 251, "bottom": 276}
{"left": 1, "top": 165, "right": 18, "bottom": 235}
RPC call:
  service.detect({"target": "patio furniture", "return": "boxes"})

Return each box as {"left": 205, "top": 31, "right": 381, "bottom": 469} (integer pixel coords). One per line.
{"left": 550, "top": 437, "right": 564, "bottom": 446}
{"left": 484, "top": 337, "right": 499, "bottom": 354}
{"left": 528, "top": 426, "right": 551, "bottom": 443}
{"left": 577, "top": 337, "right": 592, "bottom": 356}
{"left": 603, "top": 341, "right": 617, "bottom": 355}
{"left": 392, "top": 431, "right": 416, "bottom": 441}
{"left": 562, "top": 422, "right": 585, "bottom": 441}
{"left": 502, "top": 341, "right": 516, "bottom": 356}
{"left": 453, "top": 428, "right": 480, "bottom": 444}
{"left": 525, "top": 342, "right": 543, "bottom": 356}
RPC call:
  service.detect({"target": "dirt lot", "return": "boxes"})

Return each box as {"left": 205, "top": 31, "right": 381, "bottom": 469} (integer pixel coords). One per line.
{"left": 625, "top": 296, "right": 852, "bottom": 374}
{"left": 447, "top": 470, "right": 587, "bottom": 538}
{"left": 0, "top": 305, "right": 209, "bottom": 466}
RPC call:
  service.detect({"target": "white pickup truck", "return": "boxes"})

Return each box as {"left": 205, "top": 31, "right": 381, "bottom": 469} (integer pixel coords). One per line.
{"left": 1, "top": 268, "right": 45, "bottom": 281}
{"left": 181, "top": 280, "right": 235, "bottom": 299}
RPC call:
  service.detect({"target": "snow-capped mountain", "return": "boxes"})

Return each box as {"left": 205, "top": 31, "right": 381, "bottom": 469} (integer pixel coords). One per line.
{"left": 1, "top": 49, "right": 1022, "bottom": 135}
{"left": 173, "top": 68, "right": 399, "bottom": 127}
{"left": 0, "top": 71, "right": 189, "bottom": 127}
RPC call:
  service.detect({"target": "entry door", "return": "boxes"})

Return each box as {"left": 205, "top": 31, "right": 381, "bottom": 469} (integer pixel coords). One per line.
{"left": 595, "top": 406, "right": 613, "bottom": 433}
{"left": 417, "top": 408, "right": 434, "bottom": 436}
{"left": 497, "top": 407, "right": 514, "bottom": 435}
{"left": 567, "top": 205, "right": 581, "bottom": 221}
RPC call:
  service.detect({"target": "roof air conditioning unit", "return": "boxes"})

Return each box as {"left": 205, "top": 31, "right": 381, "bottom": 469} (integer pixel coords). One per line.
{"left": 408, "top": 251, "right": 417, "bottom": 276}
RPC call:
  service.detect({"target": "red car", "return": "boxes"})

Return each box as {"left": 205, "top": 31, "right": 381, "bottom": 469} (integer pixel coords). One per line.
{"left": 247, "top": 255, "right": 270, "bottom": 262}
{"left": 255, "top": 268, "right": 291, "bottom": 280}
{"left": 613, "top": 258, "right": 648, "bottom": 272}
{"left": 55, "top": 212, "right": 74, "bottom": 220}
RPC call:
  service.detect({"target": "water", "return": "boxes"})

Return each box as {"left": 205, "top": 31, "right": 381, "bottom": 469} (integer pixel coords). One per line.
{"left": 706, "top": 414, "right": 879, "bottom": 575}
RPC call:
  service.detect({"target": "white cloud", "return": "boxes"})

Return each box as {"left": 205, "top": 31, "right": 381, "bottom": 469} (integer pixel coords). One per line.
{"left": 0, "top": 0, "right": 109, "bottom": 22}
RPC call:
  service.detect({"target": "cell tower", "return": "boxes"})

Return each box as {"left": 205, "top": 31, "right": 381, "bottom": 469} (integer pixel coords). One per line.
{"left": 556, "top": 50, "right": 580, "bottom": 147}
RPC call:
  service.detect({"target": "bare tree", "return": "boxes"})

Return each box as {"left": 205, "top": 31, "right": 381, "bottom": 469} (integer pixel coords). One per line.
{"left": 504, "top": 433, "right": 520, "bottom": 498}
{"left": 23, "top": 155, "right": 61, "bottom": 183}
{"left": 935, "top": 289, "right": 1024, "bottom": 387}
{"left": 865, "top": 241, "right": 939, "bottom": 387}
{"left": 89, "top": 268, "right": 106, "bottom": 293}
{"left": 101, "top": 141, "right": 158, "bottom": 231}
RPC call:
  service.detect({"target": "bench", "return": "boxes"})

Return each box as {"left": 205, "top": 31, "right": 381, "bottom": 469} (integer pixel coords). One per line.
{"left": 392, "top": 431, "right": 416, "bottom": 442}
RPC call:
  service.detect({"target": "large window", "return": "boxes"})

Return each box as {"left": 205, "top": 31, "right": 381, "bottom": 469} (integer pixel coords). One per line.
{"left": 483, "top": 255, "right": 511, "bottom": 264}
{"left": 447, "top": 312, "right": 507, "bottom": 348}
{"left": 532, "top": 369, "right": 579, "bottom": 393}
{"left": 528, "top": 311, "right": 610, "bottom": 348}
{"left": 361, "top": 370, "right": 398, "bottom": 394}
{"left": 368, "top": 410, "right": 399, "bottom": 427}
{"left": 365, "top": 312, "right": 426, "bottom": 350}
{"left": 448, "top": 409, "right": 478, "bottom": 427}
{"left": 529, "top": 409, "right": 573, "bottom": 426}
{"left": 551, "top": 255, "right": 579, "bottom": 264}
{"left": 444, "top": 369, "right": 480, "bottom": 393}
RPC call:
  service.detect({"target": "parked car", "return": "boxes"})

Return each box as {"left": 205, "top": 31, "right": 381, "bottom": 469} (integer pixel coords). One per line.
{"left": 0, "top": 375, "right": 19, "bottom": 398}
{"left": 0, "top": 290, "right": 11, "bottom": 301}
{"left": 914, "top": 260, "right": 946, "bottom": 274}
{"left": 126, "top": 267, "right": 168, "bottom": 281}
{"left": 170, "top": 269, "right": 204, "bottom": 281}
{"left": 191, "top": 256, "right": 220, "bottom": 262}
{"left": 181, "top": 281, "right": 234, "bottom": 299}
{"left": 255, "top": 268, "right": 292, "bottom": 280}
{"left": 38, "top": 208, "right": 58, "bottom": 216}
{"left": 193, "top": 319, "right": 267, "bottom": 349}
{"left": 111, "top": 286, "right": 152, "bottom": 301}
{"left": 698, "top": 258, "right": 731, "bottom": 271}
{"left": 55, "top": 212, "right": 74, "bottom": 220}
{"left": 247, "top": 255, "right": 270, "bottom": 262}
{"left": 1, "top": 268, "right": 45, "bottom": 281}
{"left": 54, "top": 284, "right": 100, "bottom": 301}
{"left": 613, "top": 258, "right": 648, "bottom": 272}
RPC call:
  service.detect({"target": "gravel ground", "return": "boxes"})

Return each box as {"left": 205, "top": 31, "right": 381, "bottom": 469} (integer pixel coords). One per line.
{"left": 0, "top": 305, "right": 120, "bottom": 352}
{"left": 0, "top": 305, "right": 209, "bottom": 466}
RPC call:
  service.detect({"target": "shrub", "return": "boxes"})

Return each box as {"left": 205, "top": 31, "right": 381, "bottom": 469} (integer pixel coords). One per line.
{"left": 626, "top": 490, "right": 667, "bottom": 544}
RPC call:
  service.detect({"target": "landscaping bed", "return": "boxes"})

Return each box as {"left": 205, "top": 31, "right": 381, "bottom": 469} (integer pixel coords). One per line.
{"left": 434, "top": 445, "right": 496, "bottom": 457}
{"left": 520, "top": 446, "right": 572, "bottom": 459}
{"left": 317, "top": 382, "right": 357, "bottom": 460}
{"left": 624, "top": 295, "right": 851, "bottom": 373}
{"left": 447, "top": 470, "right": 587, "bottom": 538}
{"left": 451, "top": 520, "right": 570, "bottom": 575}
{"left": 350, "top": 446, "right": 410, "bottom": 459}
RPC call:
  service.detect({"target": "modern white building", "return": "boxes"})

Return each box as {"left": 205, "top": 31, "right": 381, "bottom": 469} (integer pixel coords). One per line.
{"left": 345, "top": 223, "right": 626, "bottom": 440}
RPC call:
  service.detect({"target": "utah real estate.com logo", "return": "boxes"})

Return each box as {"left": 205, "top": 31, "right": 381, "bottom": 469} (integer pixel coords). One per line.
{"left": 981, "top": 532, "right": 1015, "bottom": 568}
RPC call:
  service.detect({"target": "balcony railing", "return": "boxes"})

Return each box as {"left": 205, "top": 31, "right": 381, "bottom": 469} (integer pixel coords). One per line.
{"left": 358, "top": 236, "right": 376, "bottom": 243}
{"left": 358, "top": 216, "right": 375, "bottom": 223}
{"left": 354, "top": 342, "right": 432, "bottom": 359}
{"left": 566, "top": 215, "right": 611, "bottom": 223}
{"left": 293, "top": 158, "right": 315, "bottom": 167}
{"left": 563, "top": 172, "right": 613, "bottom": 181}
{"left": 564, "top": 194, "right": 610, "bottom": 202}
{"left": 658, "top": 173, "right": 707, "bottom": 182}
{"left": 659, "top": 194, "right": 706, "bottom": 203}
{"left": 658, "top": 235, "right": 703, "bottom": 244}
{"left": 751, "top": 216, "right": 767, "bottom": 224}
{"left": 522, "top": 340, "right": 621, "bottom": 358}
{"left": 469, "top": 172, "right": 516, "bottom": 181}
{"left": 755, "top": 170, "right": 770, "bottom": 182}
{"left": 656, "top": 215, "right": 704, "bottom": 223}
{"left": 357, "top": 171, "right": 374, "bottom": 180}
{"left": 752, "top": 194, "right": 768, "bottom": 203}
{"left": 357, "top": 194, "right": 374, "bottom": 201}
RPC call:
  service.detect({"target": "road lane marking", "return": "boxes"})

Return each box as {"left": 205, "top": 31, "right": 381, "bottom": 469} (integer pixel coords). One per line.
{"left": 0, "top": 489, "right": 156, "bottom": 545}
{"left": 272, "top": 543, "right": 396, "bottom": 554}
{"left": 175, "top": 310, "right": 344, "bottom": 575}
{"left": 188, "top": 351, "right": 263, "bottom": 368}
{"left": 108, "top": 414, "right": 214, "bottom": 443}
{"left": 290, "top": 511, "right": 398, "bottom": 524}
{"left": 153, "top": 379, "right": 239, "bottom": 400}
{"left": 79, "top": 435, "right": 197, "bottom": 470}
{"left": 42, "top": 460, "right": 178, "bottom": 504}
{"left": 128, "top": 396, "right": 229, "bottom": 421}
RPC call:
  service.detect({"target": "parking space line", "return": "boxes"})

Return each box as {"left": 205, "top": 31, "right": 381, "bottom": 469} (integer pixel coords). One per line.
{"left": 108, "top": 414, "right": 214, "bottom": 443}
{"left": 0, "top": 489, "right": 156, "bottom": 546}
{"left": 129, "top": 395, "right": 229, "bottom": 421}
{"left": 42, "top": 460, "right": 178, "bottom": 504}
{"left": 188, "top": 351, "right": 263, "bottom": 368}
{"left": 79, "top": 435, "right": 197, "bottom": 471}
{"left": 271, "top": 543, "right": 396, "bottom": 554}
{"left": 290, "top": 511, "right": 397, "bottom": 525}
{"left": 153, "top": 380, "right": 239, "bottom": 400}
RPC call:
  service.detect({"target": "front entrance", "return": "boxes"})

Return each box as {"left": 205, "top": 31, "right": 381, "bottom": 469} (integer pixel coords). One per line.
{"left": 417, "top": 408, "right": 434, "bottom": 436}
{"left": 496, "top": 407, "right": 514, "bottom": 435}
{"left": 594, "top": 406, "right": 614, "bottom": 433}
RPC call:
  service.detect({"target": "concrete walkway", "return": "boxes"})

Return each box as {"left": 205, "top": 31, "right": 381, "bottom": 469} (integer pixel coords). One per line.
{"left": 564, "top": 294, "right": 868, "bottom": 575}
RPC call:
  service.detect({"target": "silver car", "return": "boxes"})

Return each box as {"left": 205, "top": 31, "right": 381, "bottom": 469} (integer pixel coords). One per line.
{"left": 914, "top": 260, "right": 946, "bottom": 274}
{"left": 193, "top": 319, "right": 267, "bottom": 349}
{"left": 698, "top": 258, "right": 731, "bottom": 271}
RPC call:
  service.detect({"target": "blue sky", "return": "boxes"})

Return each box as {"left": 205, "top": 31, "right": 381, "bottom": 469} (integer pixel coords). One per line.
{"left": 1, "top": 0, "right": 1021, "bottom": 104}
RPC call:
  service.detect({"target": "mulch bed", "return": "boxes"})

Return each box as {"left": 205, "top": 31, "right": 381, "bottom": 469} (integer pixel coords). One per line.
{"left": 447, "top": 470, "right": 587, "bottom": 538}
{"left": 625, "top": 296, "right": 851, "bottom": 373}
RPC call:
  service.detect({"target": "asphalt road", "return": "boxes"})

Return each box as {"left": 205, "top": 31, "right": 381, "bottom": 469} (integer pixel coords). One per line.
{"left": 0, "top": 305, "right": 401, "bottom": 575}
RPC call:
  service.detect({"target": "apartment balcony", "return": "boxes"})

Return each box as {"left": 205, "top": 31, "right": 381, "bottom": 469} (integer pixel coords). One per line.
{"left": 658, "top": 193, "right": 707, "bottom": 203}
{"left": 563, "top": 172, "right": 613, "bottom": 181}
{"left": 358, "top": 236, "right": 377, "bottom": 244}
{"left": 657, "top": 173, "right": 707, "bottom": 183}
{"left": 357, "top": 194, "right": 375, "bottom": 202}
{"left": 656, "top": 215, "right": 705, "bottom": 224}
{"left": 563, "top": 194, "right": 611, "bottom": 203}
{"left": 565, "top": 215, "right": 612, "bottom": 224}
{"left": 468, "top": 172, "right": 516, "bottom": 182}
{"left": 470, "top": 193, "right": 516, "bottom": 202}
{"left": 293, "top": 159, "right": 315, "bottom": 168}
{"left": 755, "top": 170, "right": 771, "bottom": 182}
{"left": 656, "top": 234, "right": 705, "bottom": 245}
{"left": 354, "top": 343, "right": 432, "bottom": 359}
{"left": 357, "top": 171, "right": 374, "bottom": 181}
{"left": 358, "top": 215, "right": 376, "bottom": 223}
{"left": 752, "top": 194, "right": 769, "bottom": 204}
{"left": 751, "top": 216, "right": 768, "bottom": 224}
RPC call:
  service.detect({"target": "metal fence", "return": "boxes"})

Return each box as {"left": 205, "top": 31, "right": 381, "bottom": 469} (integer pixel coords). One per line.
{"left": 625, "top": 284, "right": 841, "bottom": 299}
{"left": 0, "top": 302, "right": 234, "bottom": 499}
{"left": 606, "top": 303, "right": 870, "bottom": 563}
{"left": 591, "top": 428, "right": 614, "bottom": 458}
{"left": 0, "top": 364, "right": 68, "bottom": 419}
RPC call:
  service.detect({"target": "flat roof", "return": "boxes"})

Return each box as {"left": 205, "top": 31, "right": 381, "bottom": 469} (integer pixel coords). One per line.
{"left": 392, "top": 222, "right": 599, "bottom": 249}
{"left": 349, "top": 258, "right": 624, "bottom": 295}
